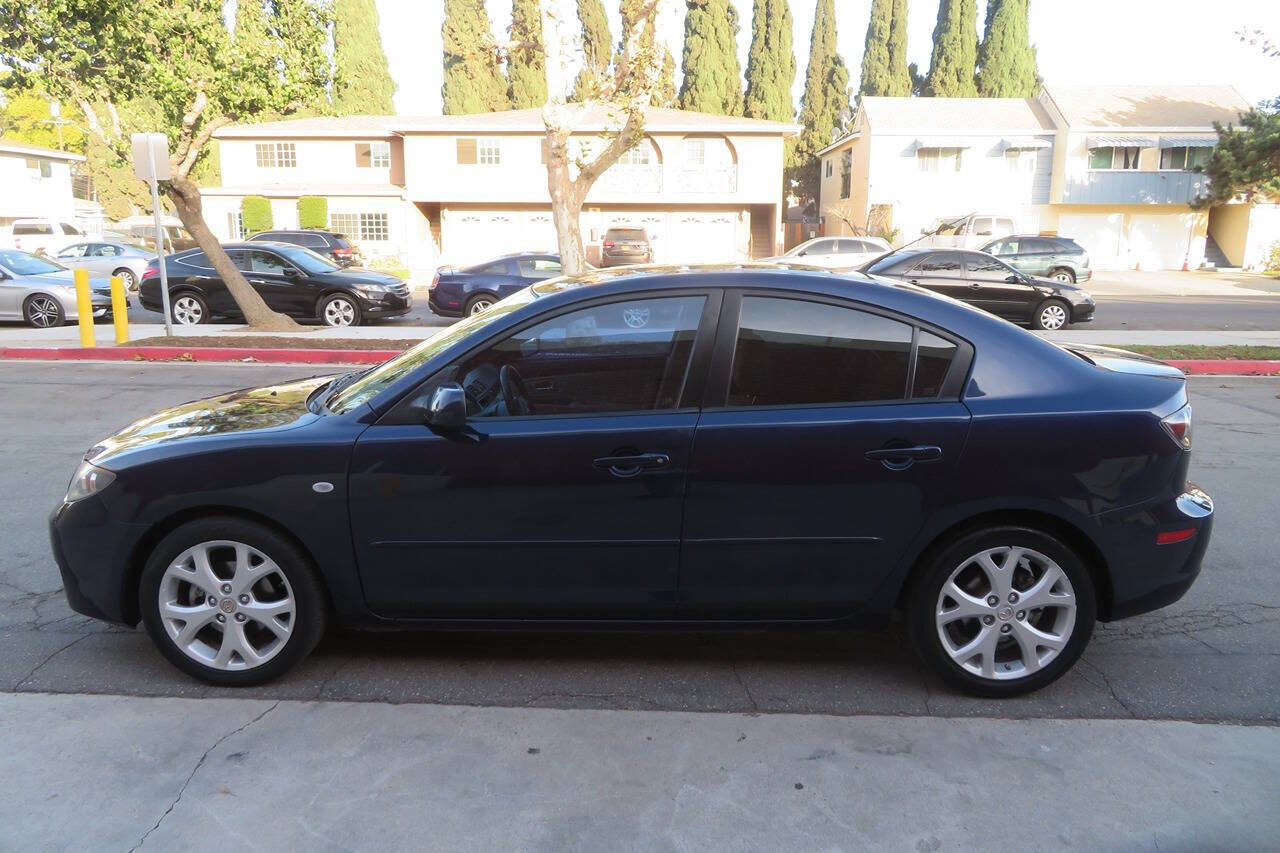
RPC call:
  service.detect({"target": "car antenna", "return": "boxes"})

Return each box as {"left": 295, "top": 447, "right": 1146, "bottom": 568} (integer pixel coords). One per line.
{"left": 866, "top": 211, "right": 976, "bottom": 265}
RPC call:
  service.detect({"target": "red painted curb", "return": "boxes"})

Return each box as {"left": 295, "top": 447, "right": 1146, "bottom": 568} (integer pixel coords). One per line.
{"left": 1167, "top": 359, "right": 1280, "bottom": 375}
{"left": 0, "top": 346, "right": 403, "bottom": 364}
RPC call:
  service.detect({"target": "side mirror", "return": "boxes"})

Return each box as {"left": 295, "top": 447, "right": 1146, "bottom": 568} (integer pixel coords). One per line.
{"left": 282, "top": 267, "right": 300, "bottom": 278}
{"left": 1005, "top": 274, "right": 1021, "bottom": 283}
{"left": 417, "top": 383, "right": 467, "bottom": 430}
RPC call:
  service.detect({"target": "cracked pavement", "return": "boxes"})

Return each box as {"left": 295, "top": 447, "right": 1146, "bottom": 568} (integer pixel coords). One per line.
{"left": 2, "top": 363, "right": 1277, "bottom": 722}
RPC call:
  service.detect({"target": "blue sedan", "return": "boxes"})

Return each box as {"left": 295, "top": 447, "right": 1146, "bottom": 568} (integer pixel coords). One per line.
{"left": 428, "top": 252, "right": 563, "bottom": 317}
{"left": 50, "top": 264, "right": 1212, "bottom": 696}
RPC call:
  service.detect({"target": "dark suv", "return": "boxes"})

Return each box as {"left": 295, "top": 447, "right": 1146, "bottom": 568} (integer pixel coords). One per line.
{"left": 248, "top": 230, "right": 361, "bottom": 267}
{"left": 600, "top": 227, "right": 652, "bottom": 267}
{"left": 980, "top": 235, "right": 1092, "bottom": 284}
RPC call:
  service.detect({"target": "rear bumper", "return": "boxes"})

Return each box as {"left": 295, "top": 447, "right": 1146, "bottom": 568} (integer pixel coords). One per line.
{"left": 601, "top": 253, "right": 651, "bottom": 267}
{"left": 1076, "top": 267, "right": 1093, "bottom": 282}
{"left": 428, "top": 289, "right": 463, "bottom": 317}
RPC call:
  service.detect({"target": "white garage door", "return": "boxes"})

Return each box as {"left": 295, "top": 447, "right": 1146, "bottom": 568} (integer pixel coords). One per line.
{"left": 1129, "top": 213, "right": 1194, "bottom": 271}
{"left": 1057, "top": 212, "right": 1124, "bottom": 271}
{"left": 667, "top": 214, "right": 738, "bottom": 264}
{"left": 442, "top": 210, "right": 557, "bottom": 267}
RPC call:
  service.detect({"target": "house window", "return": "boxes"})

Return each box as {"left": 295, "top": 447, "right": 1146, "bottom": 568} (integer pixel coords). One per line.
{"left": 840, "top": 150, "right": 852, "bottom": 199}
{"left": 825, "top": 159, "right": 833, "bottom": 178}
{"left": 1004, "top": 149, "right": 1035, "bottom": 172}
{"left": 227, "top": 212, "right": 248, "bottom": 239}
{"left": 255, "top": 142, "right": 296, "bottom": 168}
{"left": 355, "top": 141, "right": 391, "bottom": 168}
{"left": 329, "top": 213, "right": 360, "bottom": 237}
{"left": 25, "top": 158, "right": 53, "bottom": 178}
{"left": 1088, "top": 146, "right": 1139, "bottom": 170}
{"left": 1160, "top": 146, "right": 1212, "bottom": 171}
{"left": 917, "top": 147, "right": 963, "bottom": 172}
{"left": 477, "top": 138, "right": 502, "bottom": 165}
{"left": 684, "top": 139, "right": 706, "bottom": 167}
{"left": 358, "top": 213, "right": 389, "bottom": 242}
{"left": 617, "top": 143, "right": 651, "bottom": 166}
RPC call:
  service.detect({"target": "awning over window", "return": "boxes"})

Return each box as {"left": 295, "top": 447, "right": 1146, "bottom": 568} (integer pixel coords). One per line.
{"left": 1086, "top": 135, "right": 1158, "bottom": 148}
{"left": 1001, "top": 137, "right": 1052, "bottom": 150}
{"left": 1158, "top": 136, "right": 1217, "bottom": 148}
{"left": 913, "top": 138, "right": 973, "bottom": 149}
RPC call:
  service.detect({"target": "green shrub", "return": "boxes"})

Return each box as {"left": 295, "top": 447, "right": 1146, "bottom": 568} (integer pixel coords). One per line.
{"left": 298, "top": 196, "right": 327, "bottom": 230}
{"left": 1265, "top": 240, "right": 1280, "bottom": 276}
{"left": 241, "top": 195, "right": 273, "bottom": 233}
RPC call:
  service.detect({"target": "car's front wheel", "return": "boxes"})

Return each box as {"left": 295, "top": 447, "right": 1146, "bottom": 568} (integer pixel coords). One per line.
{"left": 906, "top": 526, "right": 1096, "bottom": 697}
{"left": 24, "top": 294, "right": 65, "bottom": 328}
{"left": 139, "top": 517, "right": 327, "bottom": 686}
{"left": 1032, "top": 298, "right": 1070, "bottom": 331}
{"left": 320, "top": 293, "right": 361, "bottom": 327}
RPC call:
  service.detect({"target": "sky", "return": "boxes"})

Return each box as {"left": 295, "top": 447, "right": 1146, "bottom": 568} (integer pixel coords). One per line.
{"left": 380, "top": 0, "right": 1280, "bottom": 115}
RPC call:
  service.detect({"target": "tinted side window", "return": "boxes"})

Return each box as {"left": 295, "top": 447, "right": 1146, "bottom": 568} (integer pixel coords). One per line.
{"left": 913, "top": 332, "right": 957, "bottom": 398}
{"left": 299, "top": 233, "right": 329, "bottom": 248}
{"left": 966, "top": 255, "right": 1014, "bottom": 280}
{"left": 912, "top": 254, "right": 963, "bottom": 276}
{"left": 14, "top": 223, "right": 51, "bottom": 235}
{"left": 517, "top": 257, "right": 562, "bottom": 278}
{"left": 454, "top": 296, "right": 705, "bottom": 416}
{"left": 729, "top": 297, "right": 911, "bottom": 407}
{"left": 245, "top": 250, "right": 290, "bottom": 274}
{"left": 58, "top": 244, "right": 88, "bottom": 258}
{"left": 479, "top": 262, "right": 509, "bottom": 275}
{"left": 179, "top": 251, "right": 212, "bottom": 269}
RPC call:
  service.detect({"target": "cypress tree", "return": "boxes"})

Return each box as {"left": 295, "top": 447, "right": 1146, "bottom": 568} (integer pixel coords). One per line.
{"left": 570, "top": 0, "right": 613, "bottom": 101}
{"left": 507, "top": 0, "right": 547, "bottom": 108}
{"left": 652, "top": 46, "right": 677, "bottom": 107}
{"left": 925, "top": 0, "right": 979, "bottom": 97}
{"left": 792, "top": 0, "right": 849, "bottom": 204}
{"left": 976, "top": 0, "right": 1039, "bottom": 97}
{"left": 442, "top": 0, "right": 508, "bottom": 114}
{"left": 859, "top": 0, "right": 911, "bottom": 97}
{"left": 678, "top": 0, "right": 744, "bottom": 115}
{"left": 332, "top": 0, "right": 396, "bottom": 114}
{"left": 744, "top": 0, "right": 796, "bottom": 121}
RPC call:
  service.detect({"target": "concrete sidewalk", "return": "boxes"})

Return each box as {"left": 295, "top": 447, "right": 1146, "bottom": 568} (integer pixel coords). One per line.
{"left": 1084, "top": 269, "right": 1280, "bottom": 298}
{"left": 2, "top": 692, "right": 1277, "bottom": 851}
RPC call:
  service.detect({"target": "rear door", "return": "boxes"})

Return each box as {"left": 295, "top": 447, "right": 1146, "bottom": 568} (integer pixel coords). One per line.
{"left": 903, "top": 252, "right": 970, "bottom": 303}
{"left": 679, "top": 292, "right": 972, "bottom": 616}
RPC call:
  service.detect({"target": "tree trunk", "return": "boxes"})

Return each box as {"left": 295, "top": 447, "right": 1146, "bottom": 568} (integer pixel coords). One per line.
{"left": 166, "top": 175, "right": 301, "bottom": 331}
{"left": 544, "top": 133, "right": 589, "bottom": 275}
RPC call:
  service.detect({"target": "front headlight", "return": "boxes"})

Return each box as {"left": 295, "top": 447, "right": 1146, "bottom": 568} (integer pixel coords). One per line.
{"left": 352, "top": 283, "right": 388, "bottom": 297}
{"left": 65, "top": 460, "right": 116, "bottom": 502}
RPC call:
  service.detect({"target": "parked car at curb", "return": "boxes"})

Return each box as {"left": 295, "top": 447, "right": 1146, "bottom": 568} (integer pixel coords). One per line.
{"left": 0, "top": 249, "right": 119, "bottom": 327}
{"left": 51, "top": 264, "right": 1211, "bottom": 697}
{"left": 0, "top": 218, "right": 91, "bottom": 257}
{"left": 920, "top": 214, "right": 1018, "bottom": 250}
{"left": 247, "top": 229, "right": 362, "bottom": 267}
{"left": 137, "top": 242, "right": 410, "bottom": 327}
{"left": 429, "top": 252, "right": 563, "bottom": 317}
{"left": 600, "top": 227, "right": 652, "bottom": 266}
{"left": 53, "top": 241, "right": 156, "bottom": 292}
{"left": 862, "top": 248, "right": 1095, "bottom": 330}
{"left": 768, "top": 235, "right": 891, "bottom": 270}
{"left": 981, "top": 235, "right": 1093, "bottom": 284}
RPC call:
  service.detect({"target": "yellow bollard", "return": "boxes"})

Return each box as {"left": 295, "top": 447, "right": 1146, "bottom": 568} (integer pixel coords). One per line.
{"left": 109, "top": 275, "right": 129, "bottom": 344}
{"left": 73, "top": 268, "right": 95, "bottom": 348}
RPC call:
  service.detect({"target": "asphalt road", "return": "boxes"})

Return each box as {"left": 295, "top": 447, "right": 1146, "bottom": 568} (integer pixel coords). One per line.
{"left": 2, "top": 363, "right": 1277, "bottom": 722}
{"left": 125, "top": 294, "right": 1280, "bottom": 331}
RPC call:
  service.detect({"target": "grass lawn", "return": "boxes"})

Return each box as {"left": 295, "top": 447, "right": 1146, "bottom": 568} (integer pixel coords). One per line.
{"left": 1102, "top": 345, "right": 1280, "bottom": 361}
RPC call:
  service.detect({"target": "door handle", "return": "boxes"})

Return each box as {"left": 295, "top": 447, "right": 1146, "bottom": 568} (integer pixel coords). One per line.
{"left": 864, "top": 445, "right": 942, "bottom": 470}
{"left": 907, "top": 278, "right": 921, "bottom": 285}
{"left": 593, "top": 452, "right": 670, "bottom": 477}
{"left": 531, "top": 379, "right": 555, "bottom": 392}
{"left": 968, "top": 282, "right": 982, "bottom": 289}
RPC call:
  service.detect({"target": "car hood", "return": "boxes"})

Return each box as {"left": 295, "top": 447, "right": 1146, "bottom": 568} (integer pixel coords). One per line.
{"left": 85, "top": 375, "right": 337, "bottom": 467}
{"left": 27, "top": 270, "right": 111, "bottom": 292}
{"left": 320, "top": 268, "right": 404, "bottom": 286}
{"left": 1053, "top": 343, "right": 1186, "bottom": 379}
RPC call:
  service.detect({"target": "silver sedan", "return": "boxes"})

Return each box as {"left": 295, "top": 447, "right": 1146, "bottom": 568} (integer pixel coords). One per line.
{"left": 0, "top": 250, "right": 118, "bottom": 328}
{"left": 52, "top": 241, "right": 155, "bottom": 292}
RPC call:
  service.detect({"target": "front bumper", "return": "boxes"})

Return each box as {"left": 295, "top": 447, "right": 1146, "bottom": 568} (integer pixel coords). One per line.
{"left": 356, "top": 291, "right": 412, "bottom": 320}
{"left": 1071, "top": 301, "right": 1095, "bottom": 323}
{"left": 50, "top": 497, "right": 151, "bottom": 626}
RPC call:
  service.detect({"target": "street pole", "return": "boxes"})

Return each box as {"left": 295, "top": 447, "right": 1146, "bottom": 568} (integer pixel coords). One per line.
{"left": 147, "top": 143, "right": 173, "bottom": 337}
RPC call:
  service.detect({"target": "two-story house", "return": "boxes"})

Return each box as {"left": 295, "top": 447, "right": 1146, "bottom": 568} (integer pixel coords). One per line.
{"left": 203, "top": 106, "right": 799, "bottom": 272}
{"left": 0, "top": 140, "right": 102, "bottom": 234}
{"left": 818, "top": 84, "right": 1274, "bottom": 272}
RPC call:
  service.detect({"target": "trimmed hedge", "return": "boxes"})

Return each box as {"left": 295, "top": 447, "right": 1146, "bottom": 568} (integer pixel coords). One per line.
{"left": 298, "top": 196, "right": 328, "bottom": 230}
{"left": 241, "top": 195, "right": 273, "bottom": 233}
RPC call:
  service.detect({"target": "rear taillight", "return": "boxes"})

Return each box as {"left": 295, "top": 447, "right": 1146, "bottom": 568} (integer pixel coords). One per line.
{"left": 143, "top": 263, "right": 159, "bottom": 279}
{"left": 1161, "top": 403, "right": 1192, "bottom": 450}
{"left": 333, "top": 247, "right": 354, "bottom": 256}
{"left": 429, "top": 271, "right": 439, "bottom": 290}
{"left": 603, "top": 241, "right": 616, "bottom": 249}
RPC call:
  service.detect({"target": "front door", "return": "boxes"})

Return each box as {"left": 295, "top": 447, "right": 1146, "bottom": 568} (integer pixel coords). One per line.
{"left": 680, "top": 293, "right": 971, "bottom": 617}
{"left": 240, "top": 249, "right": 311, "bottom": 316}
{"left": 963, "top": 252, "right": 1037, "bottom": 320}
{"left": 349, "top": 292, "right": 717, "bottom": 617}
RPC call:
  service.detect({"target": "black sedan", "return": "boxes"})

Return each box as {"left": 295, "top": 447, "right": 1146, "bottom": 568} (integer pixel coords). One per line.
{"left": 863, "top": 248, "right": 1095, "bottom": 330}
{"left": 138, "top": 242, "right": 410, "bottom": 327}
{"left": 51, "top": 264, "right": 1211, "bottom": 697}
{"left": 428, "top": 252, "right": 562, "bottom": 317}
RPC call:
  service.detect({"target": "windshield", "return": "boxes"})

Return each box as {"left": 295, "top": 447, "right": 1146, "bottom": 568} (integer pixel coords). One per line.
{"left": 325, "top": 287, "right": 540, "bottom": 414}
{"left": 0, "top": 250, "right": 65, "bottom": 276}
{"left": 273, "top": 244, "right": 340, "bottom": 274}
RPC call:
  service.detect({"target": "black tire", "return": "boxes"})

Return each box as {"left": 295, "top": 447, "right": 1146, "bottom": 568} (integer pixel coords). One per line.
{"left": 139, "top": 516, "right": 328, "bottom": 686}
{"left": 905, "top": 525, "right": 1096, "bottom": 698}
{"left": 464, "top": 293, "right": 498, "bottom": 316}
{"left": 171, "top": 290, "right": 210, "bottom": 326}
{"left": 1031, "top": 298, "right": 1071, "bottom": 331}
{"left": 319, "top": 292, "right": 362, "bottom": 327}
{"left": 113, "top": 267, "right": 138, "bottom": 291}
{"left": 23, "top": 293, "right": 65, "bottom": 328}
{"left": 1048, "top": 267, "right": 1076, "bottom": 284}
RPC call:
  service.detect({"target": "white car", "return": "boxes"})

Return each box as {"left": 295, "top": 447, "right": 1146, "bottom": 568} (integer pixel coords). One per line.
{"left": 769, "top": 236, "right": 892, "bottom": 270}
{"left": 0, "top": 218, "right": 93, "bottom": 257}
{"left": 919, "top": 214, "right": 1019, "bottom": 250}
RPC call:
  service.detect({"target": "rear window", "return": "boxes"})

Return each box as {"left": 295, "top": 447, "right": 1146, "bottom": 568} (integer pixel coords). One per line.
{"left": 605, "top": 228, "right": 646, "bottom": 241}
{"left": 1054, "top": 239, "right": 1084, "bottom": 253}
{"left": 328, "top": 235, "right": 353, "bottom": 248}
{"left": 296, "top": 233, "right": 329, "bottom": 248}
{"left": 13, "top": 222, "right": 52, "bottom": 235}
{"left": 864, "top": 254, "right": 907, "bottom": 275}
{"left": 178, "top": 251, "right": 212, "bottom": 269}
{"left": 912, "top": 332, "right": 957, "bottom": 397}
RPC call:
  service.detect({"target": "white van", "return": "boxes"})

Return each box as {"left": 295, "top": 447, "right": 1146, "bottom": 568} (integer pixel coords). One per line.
{"left": 1, "top": 218, "right": 93, "bottom": 256}
{"left": 920, "top": 214, "right": 1018, "bottom": 250}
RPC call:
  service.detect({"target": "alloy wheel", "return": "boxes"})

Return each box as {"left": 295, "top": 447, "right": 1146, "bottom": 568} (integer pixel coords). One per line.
{"left": 324, "top": 297, "right": 357, "bottom": 326}
{"left": 26, "top": 295, "right": 61, "bottom": 328}
{"left": 173, "top": 295, "right": 204, "bottom": 325}
{"left": 1038, "top": 303, "right": 1068, "bottom": 330}
{"left": 157, "top": 540, "right": 296, "bottom": 671}
{"left": 935, "top": 545, "right": 1077, "bottom": 681}
{"left": 1051, "top": 271, "right": 1074, "bottom": 283}
{"left": 469, "top": 298, "right": 494, "bottom": 315}
{"left": 116, "top": 269, "right": 137, "bottom": 290}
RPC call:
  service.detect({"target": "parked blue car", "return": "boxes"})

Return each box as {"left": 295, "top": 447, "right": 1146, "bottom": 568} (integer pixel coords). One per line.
{"left": 428, "top": 252, "right": 563, "bottom": 317}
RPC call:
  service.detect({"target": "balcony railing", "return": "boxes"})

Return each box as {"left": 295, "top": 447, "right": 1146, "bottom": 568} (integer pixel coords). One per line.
{"left": 675, "top": 166, "right": 738, "bottom": 194}
{"left": 597, "top": 164, "right": 662, "bottom": 193}
{"left": 1062, "top": 170, "right": 1209, "bottom": 205}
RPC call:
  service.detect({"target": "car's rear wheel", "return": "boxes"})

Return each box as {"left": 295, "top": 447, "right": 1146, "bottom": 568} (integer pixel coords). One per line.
{"left": 1049, "top": 267, "right": 1076, "bottom": 284}
{"left": 465, "top": 294, "right": 496, "bottom": 315}
{"left": 172, "top": 292, "right": 209, "bottom": 326}
{"left": 1032, "top": 298, "right": 1070, "bottom": 331}
{"left": 112, "top": 268, "right": 138, "bottom": 291}
{"left": 320, "top": 293, "right": 361, "bottom": 327}
{"left": 139, "top": 517, "right": 327, "bottom": 686}
{"left": 906, "top": 526, "right": 1096, "bottom": 697}
{"left": 24, "top": 294, "right": 64, "bottom": 328}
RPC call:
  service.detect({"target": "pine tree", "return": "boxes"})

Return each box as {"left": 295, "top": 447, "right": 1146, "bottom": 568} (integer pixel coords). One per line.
{"left": 792, "top": 0, "right": 849, "bottom": 205}
{"left": 859, "top": 0, "right": 911, "bottom": 97}
{"left": 744, "top": 0, "right": 796, "bottom": 121}
{"left": 652, "top": 46, "right": 677, "bottom": 107}
{"left": 678, "top": 0, "right": 744, "bottom": 115}
{"left": 332, "top": 0, "right": 396, "bottom": 114}
{"left": 570, "top": 0, "right": 613, "bottom": 101}
{"left": 925, "top": 0, "right": 979, "bottom": 97}
{"left": 442, "top": 0, "right": 508, "bottom": 114}
{"left": 976, "top": 0, "right": 1038, "bottom": 97}
{"left": 507, "top": 0, "right": 547, "bottom": 108}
